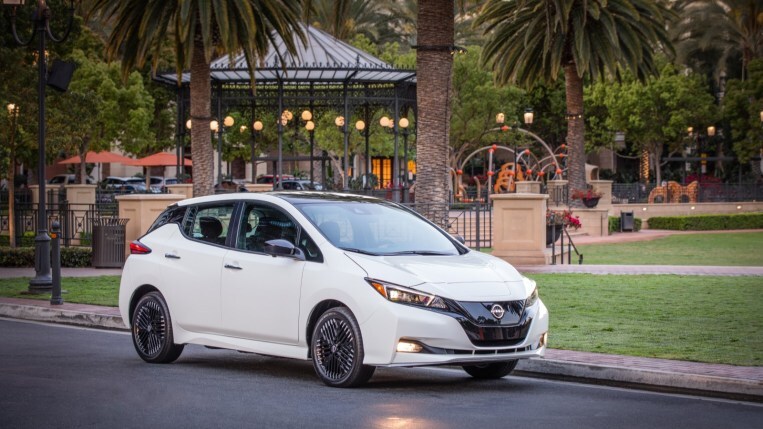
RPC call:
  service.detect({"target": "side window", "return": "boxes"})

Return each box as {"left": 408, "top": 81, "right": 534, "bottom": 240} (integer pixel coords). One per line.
{"left": 182, "top": 203, "right": 236, "bottom": 246}
{"left": 237, "top": 204, "right": 297, "bottom": 252}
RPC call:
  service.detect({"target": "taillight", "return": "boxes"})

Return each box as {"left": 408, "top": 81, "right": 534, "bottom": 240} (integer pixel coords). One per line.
{"left": 129, "top": 240, "right": 152, "bottom": 255}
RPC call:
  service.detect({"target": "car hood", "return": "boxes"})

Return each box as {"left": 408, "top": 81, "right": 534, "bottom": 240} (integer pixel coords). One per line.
{"left": 345, "top": 251, "right": 526, "bottom": 301}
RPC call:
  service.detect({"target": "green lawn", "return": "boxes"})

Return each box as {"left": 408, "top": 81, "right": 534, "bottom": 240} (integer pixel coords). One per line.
{"left": 528, "top": 273, "right": 763, "bottom": 366}
{"left": 0, "top": 276, "right": 120, "bottom": 307}
{"left": 1, "top": 273, "right": 761, "bottom": 366}
{"left": 577, "top": 232, "right": 763, "bottom": 266}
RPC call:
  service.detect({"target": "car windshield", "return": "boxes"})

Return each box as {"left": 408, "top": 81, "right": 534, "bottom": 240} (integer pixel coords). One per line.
{"left": 297, "top": 201, "right": 461, "bottom": 256}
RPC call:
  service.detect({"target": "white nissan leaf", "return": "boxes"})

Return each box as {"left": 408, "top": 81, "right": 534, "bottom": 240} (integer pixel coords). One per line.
{"left": 120, "top": 192, "right": 548, "bottom": 387}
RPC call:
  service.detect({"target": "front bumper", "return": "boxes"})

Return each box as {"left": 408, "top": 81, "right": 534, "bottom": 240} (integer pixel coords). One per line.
{"left": 359, "top": 298, "right": 548, "bottom": 367}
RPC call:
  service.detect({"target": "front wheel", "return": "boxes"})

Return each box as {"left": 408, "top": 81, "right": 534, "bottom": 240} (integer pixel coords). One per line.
{"left": 131, "top": 291, "right": 184, "bottom": 363}
{"left": 462, "top": 360, "right": 518, "bottom": 379}
{"left": 311, "top": 307, "right": 375, "bottom": 387}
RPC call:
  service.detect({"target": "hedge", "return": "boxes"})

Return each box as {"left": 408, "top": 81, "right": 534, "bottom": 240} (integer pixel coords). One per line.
{"left": 0, "top": 246, "right": 92, "bottom": 268}
{"left": 608, "top": 216, "right": 643, "bottom": 233}
{"left": 647, "top": 213, "right": 763, "bottom": 231}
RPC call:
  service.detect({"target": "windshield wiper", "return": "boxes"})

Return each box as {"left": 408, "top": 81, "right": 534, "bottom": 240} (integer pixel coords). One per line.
{"left": 339, "top": 247, "right": 380, "bottom": 256}
{"left": 385, "top": 250, "right": 453, "bottom": 256}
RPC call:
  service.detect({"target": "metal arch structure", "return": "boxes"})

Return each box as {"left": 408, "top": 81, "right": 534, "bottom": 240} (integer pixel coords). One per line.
{"left": 454, "top": 127, "right": 567, "bottom": 198}
{"left": 155, "top": 24, "right": 417, "bottom": 189}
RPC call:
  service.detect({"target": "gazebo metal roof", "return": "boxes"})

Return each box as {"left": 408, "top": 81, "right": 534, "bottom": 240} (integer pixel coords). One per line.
{"left": 155, "top": 24, "right": 416, "bottom": 86}
{"left": 158, "top": 24, "right": 417, "bottom": 192}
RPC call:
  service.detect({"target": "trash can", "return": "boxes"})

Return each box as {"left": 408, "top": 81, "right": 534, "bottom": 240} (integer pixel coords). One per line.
{"left": 620, "top": 211, "right": 635, "bottom": 232}
{"left": 92, "top": 218, "right": 129, "bottom": 268}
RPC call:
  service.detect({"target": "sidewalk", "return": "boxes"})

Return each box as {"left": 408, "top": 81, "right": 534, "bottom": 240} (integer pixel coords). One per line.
{"left": 1, "top": 294, "right": 761, "bottom": 401}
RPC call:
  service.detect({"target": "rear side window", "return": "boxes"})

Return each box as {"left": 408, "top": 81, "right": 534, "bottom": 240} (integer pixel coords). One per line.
{"left": 147, "top": 205, "right": 187, "bottom": 233}
{"left": 182, "top": 203, "right": 236, "bottom": 246}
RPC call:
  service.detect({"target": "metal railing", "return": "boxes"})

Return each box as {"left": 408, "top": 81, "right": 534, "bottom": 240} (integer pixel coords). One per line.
{"left": 403, "top": 201, "right": 492, "bottom": 250}
{"left": 612, "top": 182, "right": 763, "bottom": 204}
{"left": 548, "top": 224, "right": 583, "bottom": 265}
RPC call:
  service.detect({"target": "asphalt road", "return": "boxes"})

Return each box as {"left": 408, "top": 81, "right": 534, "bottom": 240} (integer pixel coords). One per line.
{"left": 1, "top": 319, "right": 761, "bottom": 429}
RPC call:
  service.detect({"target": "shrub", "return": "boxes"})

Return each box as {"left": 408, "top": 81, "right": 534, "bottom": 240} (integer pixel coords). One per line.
{"left": 0, "top": 231, "right": 36, "bottom": 247}
{"left": 0, "top": 246, "right": 92, "bottom": 268}
{"left": 608, "top": 216, "right": 643, "bottom": 233}
{"left": 647, "top": 213, "right": 763, "bottom": 230}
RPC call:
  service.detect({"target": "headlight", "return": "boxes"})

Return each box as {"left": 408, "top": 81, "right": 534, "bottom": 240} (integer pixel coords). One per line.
{"left": 523, "top": 277, "right": 539, "bottom": 308}
{"left": 367, "top": 279, "right": 448, "bottom": 310}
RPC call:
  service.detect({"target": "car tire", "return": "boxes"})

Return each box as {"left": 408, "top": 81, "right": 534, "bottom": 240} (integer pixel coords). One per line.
{"left": 311, "top": 307, "right": 375, "bottom": 387}
{"left": 131, "top": 291, "right": 184, "bottom": 364}
{"left": 462, "top": 360, "right": 518, "bottom": 379}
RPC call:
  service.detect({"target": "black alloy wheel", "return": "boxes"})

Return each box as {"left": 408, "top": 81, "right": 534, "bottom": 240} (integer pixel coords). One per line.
{"left": 311, "top": 307, "right": 375, "bottom": 387}
{"left": 462, "top": 360, "right": 518, "bottom": 379}
{"left": 132, "top": 291, "right": 184, "bottom": 363}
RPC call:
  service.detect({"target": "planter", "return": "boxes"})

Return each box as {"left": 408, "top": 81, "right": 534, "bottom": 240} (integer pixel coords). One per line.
{"left": 581, "top": 197, "right": 600, "bottom": 208}
{"left": 546, "top": 224, "right": 563, "bottom": 246}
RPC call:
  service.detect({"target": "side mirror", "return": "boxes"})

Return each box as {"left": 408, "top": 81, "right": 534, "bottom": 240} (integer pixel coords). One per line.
{"left": 263, "top": 239, "right": 306, "bottom": 261}
{"left": 452, "top": 234, "right": 466, "bottom": 245}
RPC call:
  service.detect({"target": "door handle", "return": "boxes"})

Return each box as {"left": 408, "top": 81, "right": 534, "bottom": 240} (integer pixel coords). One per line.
{"left": 164, "top": 253, "right": 181, "bottom": 259}
{"left": 224, "top": 263, "right": 242, "bottom": 270}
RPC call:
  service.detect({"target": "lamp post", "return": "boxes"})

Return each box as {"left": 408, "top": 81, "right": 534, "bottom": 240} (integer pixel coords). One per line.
{"left": 380, "top": 115, "right": 400, "bottom": 200}
{"left": 250, "top": 120, "right": 263, "bottom": 182}
{"left": 4, "top": 0, "right": 75, "bottom": 292}
{"left": 355, "top": 119, "right": 371, "bottom": 190}
{"left": 496, "top": 109, "right": 535, "bottom": 192}
{"left": 6, "top": 103, "right": 20, "bottom": 249}
{"left": 304, "top": 116, "right": 315, "bottom": 183}
{"left": 335, "top": 115, "right": 348, "bottom": 189}
{"left": 399, "top": 117, "right": 414, "bottom": 202}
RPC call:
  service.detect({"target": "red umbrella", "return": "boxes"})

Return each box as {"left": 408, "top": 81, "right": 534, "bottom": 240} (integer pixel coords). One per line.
{"left": 58, "top": 150, "right": 135, "bottom": 165}
{"left": 129, "top": 152, "right": 192, "bottom": 167}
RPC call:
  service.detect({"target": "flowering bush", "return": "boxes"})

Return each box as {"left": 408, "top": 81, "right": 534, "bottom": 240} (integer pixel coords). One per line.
{"left": 570, "top": 188, "right": 603, "bottom": 200}
{"left": 546, "top": 209, "right": 582, "bottom": 230}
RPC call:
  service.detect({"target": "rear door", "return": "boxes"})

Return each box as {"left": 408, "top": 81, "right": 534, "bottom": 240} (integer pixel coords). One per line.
{"left": 160, "top": 202, "right": 235, "bottom": 333}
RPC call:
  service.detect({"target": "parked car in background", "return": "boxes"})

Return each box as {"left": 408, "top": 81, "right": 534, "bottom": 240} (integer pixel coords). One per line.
{"left": 280, "top": 179, "right": 323, "bottom": 191}
{"left": 120, "top": 192, "right": 548, "bottom": 387}
{"left": 49, "top": 174, "right": 95, "bottom": 185}
{"left": 100, "top": 176, "right": 148, "bottom": 193}
{"left": 255, "top": 174, "right": 294, "bottom": 184}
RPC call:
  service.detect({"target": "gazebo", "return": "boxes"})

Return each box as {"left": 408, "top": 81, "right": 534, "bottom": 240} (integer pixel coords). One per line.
{"left": 155, "top": 24, "right": 417, "bottom": 190}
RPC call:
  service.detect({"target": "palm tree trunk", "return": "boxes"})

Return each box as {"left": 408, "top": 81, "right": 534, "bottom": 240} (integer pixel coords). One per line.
{"left": 415, "top": 0, "right": 454, "bottom": 216}
{"left": 190, "top": 38, "right": 214, "bottom": 197}
{"left": 564, "top": 63, "right": 586, "bottom": 207}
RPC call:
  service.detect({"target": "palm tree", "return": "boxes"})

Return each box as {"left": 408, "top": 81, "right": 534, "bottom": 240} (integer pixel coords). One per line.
{"left": 671, "top": 0, "right": 763, "bottom": 81}
{"left": 305, "top": 0, "right": 397, "bottom": 44}
{"left": 88, "top": 0, "right": 305, "bottom": 197}
{"left": 475, "top": 0, "right": 674, "bottom": 200}
{"left": 414, "top": 0, "right": 456, "bottom": 214}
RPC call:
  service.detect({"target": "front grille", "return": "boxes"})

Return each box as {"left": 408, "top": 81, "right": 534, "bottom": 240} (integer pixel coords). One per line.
{"left": 448, "top": 298, "right": 535, "bottom": 347}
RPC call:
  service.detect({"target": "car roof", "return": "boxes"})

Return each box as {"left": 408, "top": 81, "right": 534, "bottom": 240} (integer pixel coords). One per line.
{"left": 176, "top": 191, "right": 381, "bottom": 207}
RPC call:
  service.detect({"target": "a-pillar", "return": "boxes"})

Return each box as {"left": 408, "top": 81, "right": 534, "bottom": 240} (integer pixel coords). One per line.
{"left": 490, "top": 193, "right": 548, "bottom": 266}
{"left": 117, "top": 194, "right": 185, "bottom": 260}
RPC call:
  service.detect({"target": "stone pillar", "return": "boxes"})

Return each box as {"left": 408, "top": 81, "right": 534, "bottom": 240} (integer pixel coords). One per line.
{"left": 490, "top": 193, "right": 548, "bottom": 266}
{"left": 244, "top": 183, "right": 273, "bottom": 193}
{"left": 515, "top": 180, "right": 541, "bottom": 194}
{"left": 65, "top": 185, "right": 96, "bottom": 206}
{"left": 117, "top": 194, "right": 185, "bottom": 259}
{"left": 575, "top": 208, "right": 609, "bottom": 237}
{"left": 29, "top": 185, "right": 40, "bottom": 205}
{"left": 166, "top": 183, "right": 193, "bottom": 199}
{"left": 546, "top": 179, "right": 568, "bottom": 209}
{"left": 588, "top": 180, "right": 613, "bottom": 211}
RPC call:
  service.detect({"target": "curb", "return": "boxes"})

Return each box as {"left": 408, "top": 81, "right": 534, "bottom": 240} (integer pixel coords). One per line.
{"left": 515, "top": 358, "right": 763, "bottom": 402}
{"left": 1, "top": 302, "right": 761, "bottom": 401}
{"left": 0, "top": 303, "right": 126, "bottom": 331}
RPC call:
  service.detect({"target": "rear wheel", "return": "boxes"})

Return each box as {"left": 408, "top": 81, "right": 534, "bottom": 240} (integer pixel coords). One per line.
{"left": 462, "top": 360, "right": 518, "bottom": 379}
{"left": 131, "top": 291, "right": 184, "bottom": 363}
{"left": 311, "top": 307, "right": 375, "bottom": 387}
